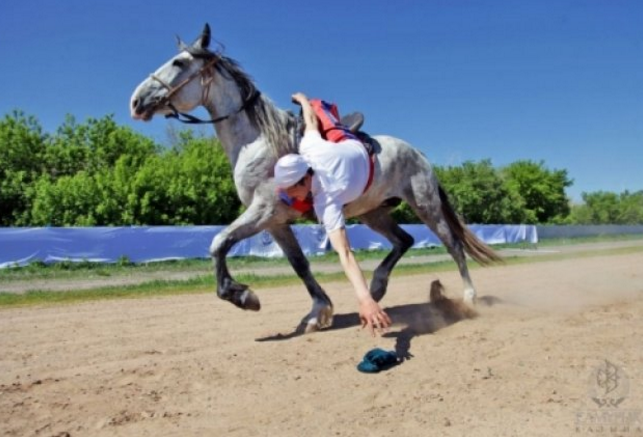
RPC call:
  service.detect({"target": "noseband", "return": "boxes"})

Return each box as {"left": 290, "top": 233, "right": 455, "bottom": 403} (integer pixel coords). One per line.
{"left": 149, "top": 56, "right": 260, "bottom": 124}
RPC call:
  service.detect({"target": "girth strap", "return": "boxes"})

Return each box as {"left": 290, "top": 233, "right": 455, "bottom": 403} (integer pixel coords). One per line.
{"left": 363, "top": 152, "right": 375, "bottom": 194}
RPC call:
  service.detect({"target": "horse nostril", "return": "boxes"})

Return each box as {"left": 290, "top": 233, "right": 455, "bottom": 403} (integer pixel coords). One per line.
{"left": 132, "top": 98, "right": 139, "bottom": 110}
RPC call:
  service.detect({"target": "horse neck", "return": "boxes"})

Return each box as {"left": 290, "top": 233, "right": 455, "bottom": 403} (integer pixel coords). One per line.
{"left": 203, "top": 76, "right": 295, "bottom": 169}
{"left": 202, "top": 81, "right": 259, "bottom": 167}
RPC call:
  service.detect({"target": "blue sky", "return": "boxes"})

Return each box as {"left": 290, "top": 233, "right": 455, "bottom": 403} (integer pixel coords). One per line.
{"left": 1, "top": 1, "right": 641, "bottom": 201}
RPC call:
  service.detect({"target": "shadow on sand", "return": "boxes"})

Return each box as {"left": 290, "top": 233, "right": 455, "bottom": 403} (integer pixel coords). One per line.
{"left": 257, "top": 281, "right": 499, "bottom": 361}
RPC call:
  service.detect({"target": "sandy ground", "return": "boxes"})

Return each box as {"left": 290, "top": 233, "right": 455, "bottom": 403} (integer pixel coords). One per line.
{"left": 1, "top": 246, "right": 643, "bottom": 436}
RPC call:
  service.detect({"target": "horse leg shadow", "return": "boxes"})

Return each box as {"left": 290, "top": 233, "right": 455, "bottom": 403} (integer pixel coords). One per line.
{"left": 256, "top": 280, "right": 484, "bottom": 346}
{"left": 255, "top": 312, "right": 360, "bottom": 342}
{"left": 384, "top": 280, "right": 479, "bottom": 361}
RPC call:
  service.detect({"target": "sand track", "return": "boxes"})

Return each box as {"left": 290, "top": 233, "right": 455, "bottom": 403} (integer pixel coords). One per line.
{"left": 2, "top": 246, "right": 643, "bottom": 436}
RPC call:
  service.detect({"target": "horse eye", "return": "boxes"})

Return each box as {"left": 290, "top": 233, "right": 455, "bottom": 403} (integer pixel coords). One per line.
{"left": 172, "top": 59, "right": 185, "bottom": 68}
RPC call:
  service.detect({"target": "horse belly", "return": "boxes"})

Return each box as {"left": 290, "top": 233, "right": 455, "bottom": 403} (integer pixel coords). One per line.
{"left": 343, "top": 195, "right": 387, "bottom": 219}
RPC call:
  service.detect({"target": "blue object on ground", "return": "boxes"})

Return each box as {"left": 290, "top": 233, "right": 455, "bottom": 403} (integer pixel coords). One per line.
{"left": 357, "top": 348, "right": 400, "bottom": 373}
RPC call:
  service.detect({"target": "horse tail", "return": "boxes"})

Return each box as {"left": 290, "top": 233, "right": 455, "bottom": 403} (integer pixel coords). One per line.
{"left": 438, "top": 185, "right": 503, "bottom": 266}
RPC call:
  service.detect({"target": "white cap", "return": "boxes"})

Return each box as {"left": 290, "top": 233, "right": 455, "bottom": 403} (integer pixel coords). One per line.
{"left": 274, "top": 154, "right": 310, "bottom": 189}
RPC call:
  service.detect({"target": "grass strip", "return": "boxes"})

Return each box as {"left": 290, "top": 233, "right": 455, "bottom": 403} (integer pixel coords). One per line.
{"left": 1, "top": 243, "right": 642, "bottom": 308}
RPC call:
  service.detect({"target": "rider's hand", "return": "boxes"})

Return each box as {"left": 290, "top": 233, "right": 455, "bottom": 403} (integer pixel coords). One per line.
{"left": 358, "top": 298, "right": 392, "bottom": 337}
{"left": 291, "top": 92, "right": 308, "bottom": 105}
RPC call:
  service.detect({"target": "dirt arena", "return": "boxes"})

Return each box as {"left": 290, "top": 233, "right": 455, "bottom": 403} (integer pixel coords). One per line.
{"left": 2, "top": 245, "right": 643, "bottom": 436}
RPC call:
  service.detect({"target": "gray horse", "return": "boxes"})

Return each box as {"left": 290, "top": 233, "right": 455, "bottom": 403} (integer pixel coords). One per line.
{"left": 130, "top": 24, "right": 501, "bottom": 332}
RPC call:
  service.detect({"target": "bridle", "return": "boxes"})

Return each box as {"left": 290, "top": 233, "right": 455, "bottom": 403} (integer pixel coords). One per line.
{"left": 149, "top": 55, "right": 260, "bottom": 125}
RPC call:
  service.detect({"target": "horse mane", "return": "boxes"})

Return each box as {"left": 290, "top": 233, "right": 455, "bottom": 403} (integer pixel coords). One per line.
{"left": 186, "top": 46, "right": 297, "bottom": 157}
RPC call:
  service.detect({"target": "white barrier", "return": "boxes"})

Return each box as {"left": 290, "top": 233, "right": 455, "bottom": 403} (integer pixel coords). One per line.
{"left": 536, "top": 225, "right": 643, "bottom": 239}
{"left": 0, "top": 224, "right": 537, "bottom": 268}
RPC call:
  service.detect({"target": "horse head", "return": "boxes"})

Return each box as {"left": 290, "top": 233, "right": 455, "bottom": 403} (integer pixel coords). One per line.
{"left": 130, "top": 23, "right": 219, "bottom": 121}
{"left": 130, "top": 24, "right": 292, "bottom": 159}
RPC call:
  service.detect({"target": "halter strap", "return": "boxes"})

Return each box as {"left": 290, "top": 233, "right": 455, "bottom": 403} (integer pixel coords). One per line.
{"left": 149, "top": 55, "right": 261, "bottom": 125}
{"left": 150, "top": 57, "right": 219, "bottom": 103}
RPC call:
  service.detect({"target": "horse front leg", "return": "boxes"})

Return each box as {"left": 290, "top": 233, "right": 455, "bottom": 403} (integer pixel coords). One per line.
{"left": 359, "top": 208, "right": 415, "bottom": 302}
{"left": 210, "top": 204, "right": 272, "bottom": 311}
{"left": 269, "top": 224, "right": 334, "bottom": 332}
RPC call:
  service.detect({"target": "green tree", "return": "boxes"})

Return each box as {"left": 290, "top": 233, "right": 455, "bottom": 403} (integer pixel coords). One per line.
{"left": 619, "top": 191, "right": 643, "bottom": 224}
{"left": 43, "top": 115, "right": 157, "bottom": 178}
{"left": 568, "top": 190, "right": 643, "bottom": 224}
{"left": 501, "top": 160, "right": 572, "bottom": 223}
{"left": 0, "top": 111, "right": 48, "bottom": 225}
{"left": 122, "top": 132, "right": 241, "bottom": 225}
{"left": 26, "top": 129, "right": 240, "bottom": 226}
{"left": 23, "top": 115, "right": 162, "bottom": 226}
{"left": 161, "top": 131, "right": 240, "bottom": 225}
{"left": 29, "top": 172, "right": 101, "bottom": 226}
{"left": 435, "top": 160, "right": 527, "bottom": 224}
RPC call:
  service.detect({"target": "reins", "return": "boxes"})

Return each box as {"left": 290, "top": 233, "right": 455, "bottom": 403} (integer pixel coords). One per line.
{"left": 149, "top": 56, "right": 261, "bottom": 125}
{"left": 166, "top": 88, "right": 261, "bottom": 124}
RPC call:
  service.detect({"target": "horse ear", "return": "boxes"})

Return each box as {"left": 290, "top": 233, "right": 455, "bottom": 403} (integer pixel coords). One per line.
{"left": 195, "top": 23, "right": 211, "bottom": 50}
{"left": 176, "top": 35, "right": 188, "bottom": 52}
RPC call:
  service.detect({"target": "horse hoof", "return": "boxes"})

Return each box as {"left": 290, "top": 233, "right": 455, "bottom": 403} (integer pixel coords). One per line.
{"left": 240, "top": 289, "right": 261, "bottom": 311}
{"left": 463, "top": 289, "right": 477, "bottom": 307}
{"left": 302, "top": 305, "right": 333, "bottom": 333}
{"left": 304, "top": 322, "right": 320, "bottom": 334}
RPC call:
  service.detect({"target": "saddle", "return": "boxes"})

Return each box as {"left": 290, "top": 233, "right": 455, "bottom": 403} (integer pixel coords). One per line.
{"left": 292, "top": 110, "right": 374, "bottom": 156}
{"left": 341, "top": 112, "right": 364, "bottom": 134}
{"left": 341, "top": 112, "right": 376, "bottom": 156}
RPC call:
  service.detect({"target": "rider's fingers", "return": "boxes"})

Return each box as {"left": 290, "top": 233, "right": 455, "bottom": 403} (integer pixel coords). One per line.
{"left": 372, "top": 316, "right": 384, "bottom": 335}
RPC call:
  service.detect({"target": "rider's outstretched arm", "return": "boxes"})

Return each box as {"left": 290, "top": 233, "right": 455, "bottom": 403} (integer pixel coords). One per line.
{"left": 327, "top": 227, "right": 392, "bottom": 336}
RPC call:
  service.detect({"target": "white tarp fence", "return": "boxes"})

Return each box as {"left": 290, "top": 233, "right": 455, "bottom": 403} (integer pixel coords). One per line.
{"left": 0, "top": 224, "right": 537, "bottom": 268}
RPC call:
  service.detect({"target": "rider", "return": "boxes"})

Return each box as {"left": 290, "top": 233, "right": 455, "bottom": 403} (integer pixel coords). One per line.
{"left": 274, "top": 92, "right": 392, "bottom": 336}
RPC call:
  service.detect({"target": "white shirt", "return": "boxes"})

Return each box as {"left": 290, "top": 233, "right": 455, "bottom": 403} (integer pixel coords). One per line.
{"left": 299, "top": 131, "right": 370, "bottom": 232}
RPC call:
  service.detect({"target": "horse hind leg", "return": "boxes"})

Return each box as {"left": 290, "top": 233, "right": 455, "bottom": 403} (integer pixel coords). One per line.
{"left": 269, "top": 225, "right": 334, "bottom": 333}
{"left": 405, "top": 187, "right": 478, "bottom": 305}
{"left": 358, "top": 207, "right": 415, "bottom": 302}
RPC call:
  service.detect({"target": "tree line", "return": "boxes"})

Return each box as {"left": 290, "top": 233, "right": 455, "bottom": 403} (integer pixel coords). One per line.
{"left": 1, "top": 111, "right": 641, "bottom": 227}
